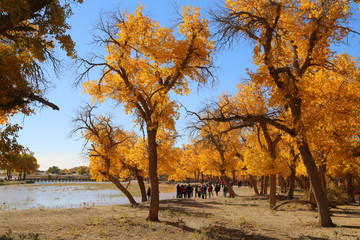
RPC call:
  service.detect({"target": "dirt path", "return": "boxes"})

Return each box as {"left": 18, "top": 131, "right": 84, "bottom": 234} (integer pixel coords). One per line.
{"left": 1, "top": 186, "right": 359, "bottom": 239}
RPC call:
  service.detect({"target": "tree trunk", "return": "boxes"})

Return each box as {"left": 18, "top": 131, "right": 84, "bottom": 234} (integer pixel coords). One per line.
{"left": 295, "top": 177, "right": 304, "bottom": 190}
{"left": 309, "top": 185, "right": 315, "bottom": 203}
{"left": 249, "top": 175, "right": 259, "bottom": 195}
{"left": 107, "top": 175, "right": 136, "bottom": 204}
{"left": 288, "top": 166, "right": 296, "bottom": 200}
{"left": 298, "top": 142, "right": 334, "bottom": 227}
{"left": 346, "top": 173, "right": 355, "bottom": 203}
{"left": 222, "top": 173, "right": 236, "bottom": 197}
{"left": 134, "top": 169, "right": 147, "bottom": 202}
{"left": 23, "top": 172, "right": 27, "bottom": 181}
{"left": 269, "top": 174, "right": 277, "bottom": 208}
{"left": 260, "top": 175, "right": 265, "bottom": 195}
{"left": 318, "top": 163, "right": 327, "bottom": 200}
{"left": 232, "top": 170, "right": 236, "bottom": 184}
{"left": 264, "top": 176, "right": 269, "bottom": 195}
{"left": 147, "top": 127, "right": 160, "bottom": 221}
{"left": 301, "top": 175, "right": 310, "bottom": 190}
{"left": 6, "top": 170, "right": 11, "bottom": 180}
{"left": 278, "top": 175, "right": 287, "bottom": 193}
{"left": 201, "top": 172, "right": 204, "bottom": 183}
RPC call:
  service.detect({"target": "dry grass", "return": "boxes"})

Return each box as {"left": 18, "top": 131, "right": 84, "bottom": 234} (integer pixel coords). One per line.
{"left": 1, "top": 186, "right": 360, "bottom": 239}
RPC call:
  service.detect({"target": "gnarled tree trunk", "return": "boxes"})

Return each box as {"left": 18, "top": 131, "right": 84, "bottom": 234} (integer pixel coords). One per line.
{"left": 298, "top": 142, "right": 334, "bottom": 227}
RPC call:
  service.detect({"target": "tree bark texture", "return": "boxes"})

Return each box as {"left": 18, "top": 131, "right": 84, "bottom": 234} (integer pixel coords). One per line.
{"left": 295, "top": 177, "right": 303, "bottom": 189}
{"left": 278, "top": 175, "right": 287, "bottom": 193}
{"left": 298, "top": 141, "right": 334, "bottom": 227}
{"left": 318, "top": 163, "right": 327, "bottom": 200}
{"left": 264, "top": 176, "right": 269, "bottom": 195}
{"left": 135, "top": 170, "right": 147, "bottom": 202}
{"left": 301, "top": 175, "right": 310, "bottom": 190}
{"left": 107, "top": 175, "right": 136, "bottom": 204}
{"left": 269, "top": 174, "right": 277, "bottom": 208}
{"left": 249, "top": 175, "right": 259, "bottom": 195}
{"left": 260, "top": 176, "right": 265, "bottom": 195}
{"left": 346, "top": 173, "right": 355, "bottom": 203}
{"left": 288, "top": 166, "right": 296, "bottom": 200}
{"left": 147, "top": 127, "right": 160, "bottom": 221}
{"left": 222, "top": 173, "right": 236, "bottom": 197}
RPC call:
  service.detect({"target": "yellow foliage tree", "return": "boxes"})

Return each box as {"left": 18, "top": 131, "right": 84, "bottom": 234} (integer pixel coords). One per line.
{"left": 15, "top": 151, "right": 39, "bottom": 181}
{"left": 190, "top": 118, "right": 242, "bottom": 197}
{"left": 80, "top": 5, "right": 213, "bottom": 220}
{"left": 0, "top": 124, "right": 24, "bottom": 180}
{"left": 209, "top": 0, "right": 360, "bottom": 226}
{"left": 71, "top": 105, "right": 148, "bottom": 204}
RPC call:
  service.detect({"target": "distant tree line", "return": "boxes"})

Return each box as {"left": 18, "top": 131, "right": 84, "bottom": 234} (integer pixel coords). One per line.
{"left": 46, "top": 165, "right": 90, "bottom": 175}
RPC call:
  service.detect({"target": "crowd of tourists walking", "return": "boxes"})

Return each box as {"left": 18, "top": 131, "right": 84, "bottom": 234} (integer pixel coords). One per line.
{"left": 176, "top": 181, "right": 230, "bottom": 199}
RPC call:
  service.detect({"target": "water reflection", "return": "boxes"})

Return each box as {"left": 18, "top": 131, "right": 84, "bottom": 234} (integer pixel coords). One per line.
{"left": 0, "top": 182, "right": 175, "bottom": 211}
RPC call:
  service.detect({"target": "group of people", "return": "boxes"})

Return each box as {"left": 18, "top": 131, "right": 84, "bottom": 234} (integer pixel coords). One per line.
{"left": 176, "top": 182, "right": 229, "bottom": 199}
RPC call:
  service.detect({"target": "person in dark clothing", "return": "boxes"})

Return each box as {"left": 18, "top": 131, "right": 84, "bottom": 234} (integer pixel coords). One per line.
{"left": 215, "top": 184, "right": 220, "bottom": 196}
{"left": 202, "top": 185, "right": 207, "bottom": 199}
{"left": 187, "top": 184, "right": 192, "bottom": 198}
{"left": 223, "top": 185, "right": 228, "bottom": 197}
{"left": 183, "top": 185, "right": 187, "bottom": 198}
{"left": 176, "top": 184, "right": 181, "bottom": 198}
{"left": 147, "top": 187, "right": 151, "bottom": 201}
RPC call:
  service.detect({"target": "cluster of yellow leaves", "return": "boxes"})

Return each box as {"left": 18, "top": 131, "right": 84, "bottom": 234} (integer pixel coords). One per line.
{"left": 14, "top": 152, "right": 39, "bottom": 175}
{"left": 84, "top": 114, "right": 182, "bottom": 182}
{"left": 0, "top": 0, "right": 81, "bottom": 123}
{"left": 184, "top": 121, "right": 240, "bottom": 178}
{"left": 83, "top": 116, "right": 146, "bottom": 182}
{"left": 221, "top": 0, "right": 360, "bottom": 181}
{"left": 83, "top": 4, "right": 213, "bottom": 133}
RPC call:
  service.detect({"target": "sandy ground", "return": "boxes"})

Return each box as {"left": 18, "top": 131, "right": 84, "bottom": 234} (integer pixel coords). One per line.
{"left": 0, "top": 186, "right": 360, "bottom": 240}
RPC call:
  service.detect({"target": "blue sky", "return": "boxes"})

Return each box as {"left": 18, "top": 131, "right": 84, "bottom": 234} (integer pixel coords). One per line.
{"left": 10, "top": 0, "right": 253, "bottom": 170}
{"left": 10, "top": 0, "right": 360, "bottom": 170}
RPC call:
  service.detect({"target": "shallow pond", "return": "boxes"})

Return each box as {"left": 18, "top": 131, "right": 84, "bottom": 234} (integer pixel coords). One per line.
{"left": 0, "top": 182, "right": 176, "bottom": 211}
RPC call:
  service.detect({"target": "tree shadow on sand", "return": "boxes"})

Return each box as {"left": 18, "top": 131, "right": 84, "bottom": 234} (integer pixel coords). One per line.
{"left": 162, "top": 221, "right": 280, "bottom": 240}
{"left": 202, "top": 225, "right": 279, "bottom": 240}
{"left": 133, "top": 199, "right": 216, "bottom": 218}
{"left": 330, "top": 208, "right": 360, "bottom": 218}
{"left": 290, "top": 236, "right": 328, "bottom": 240}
